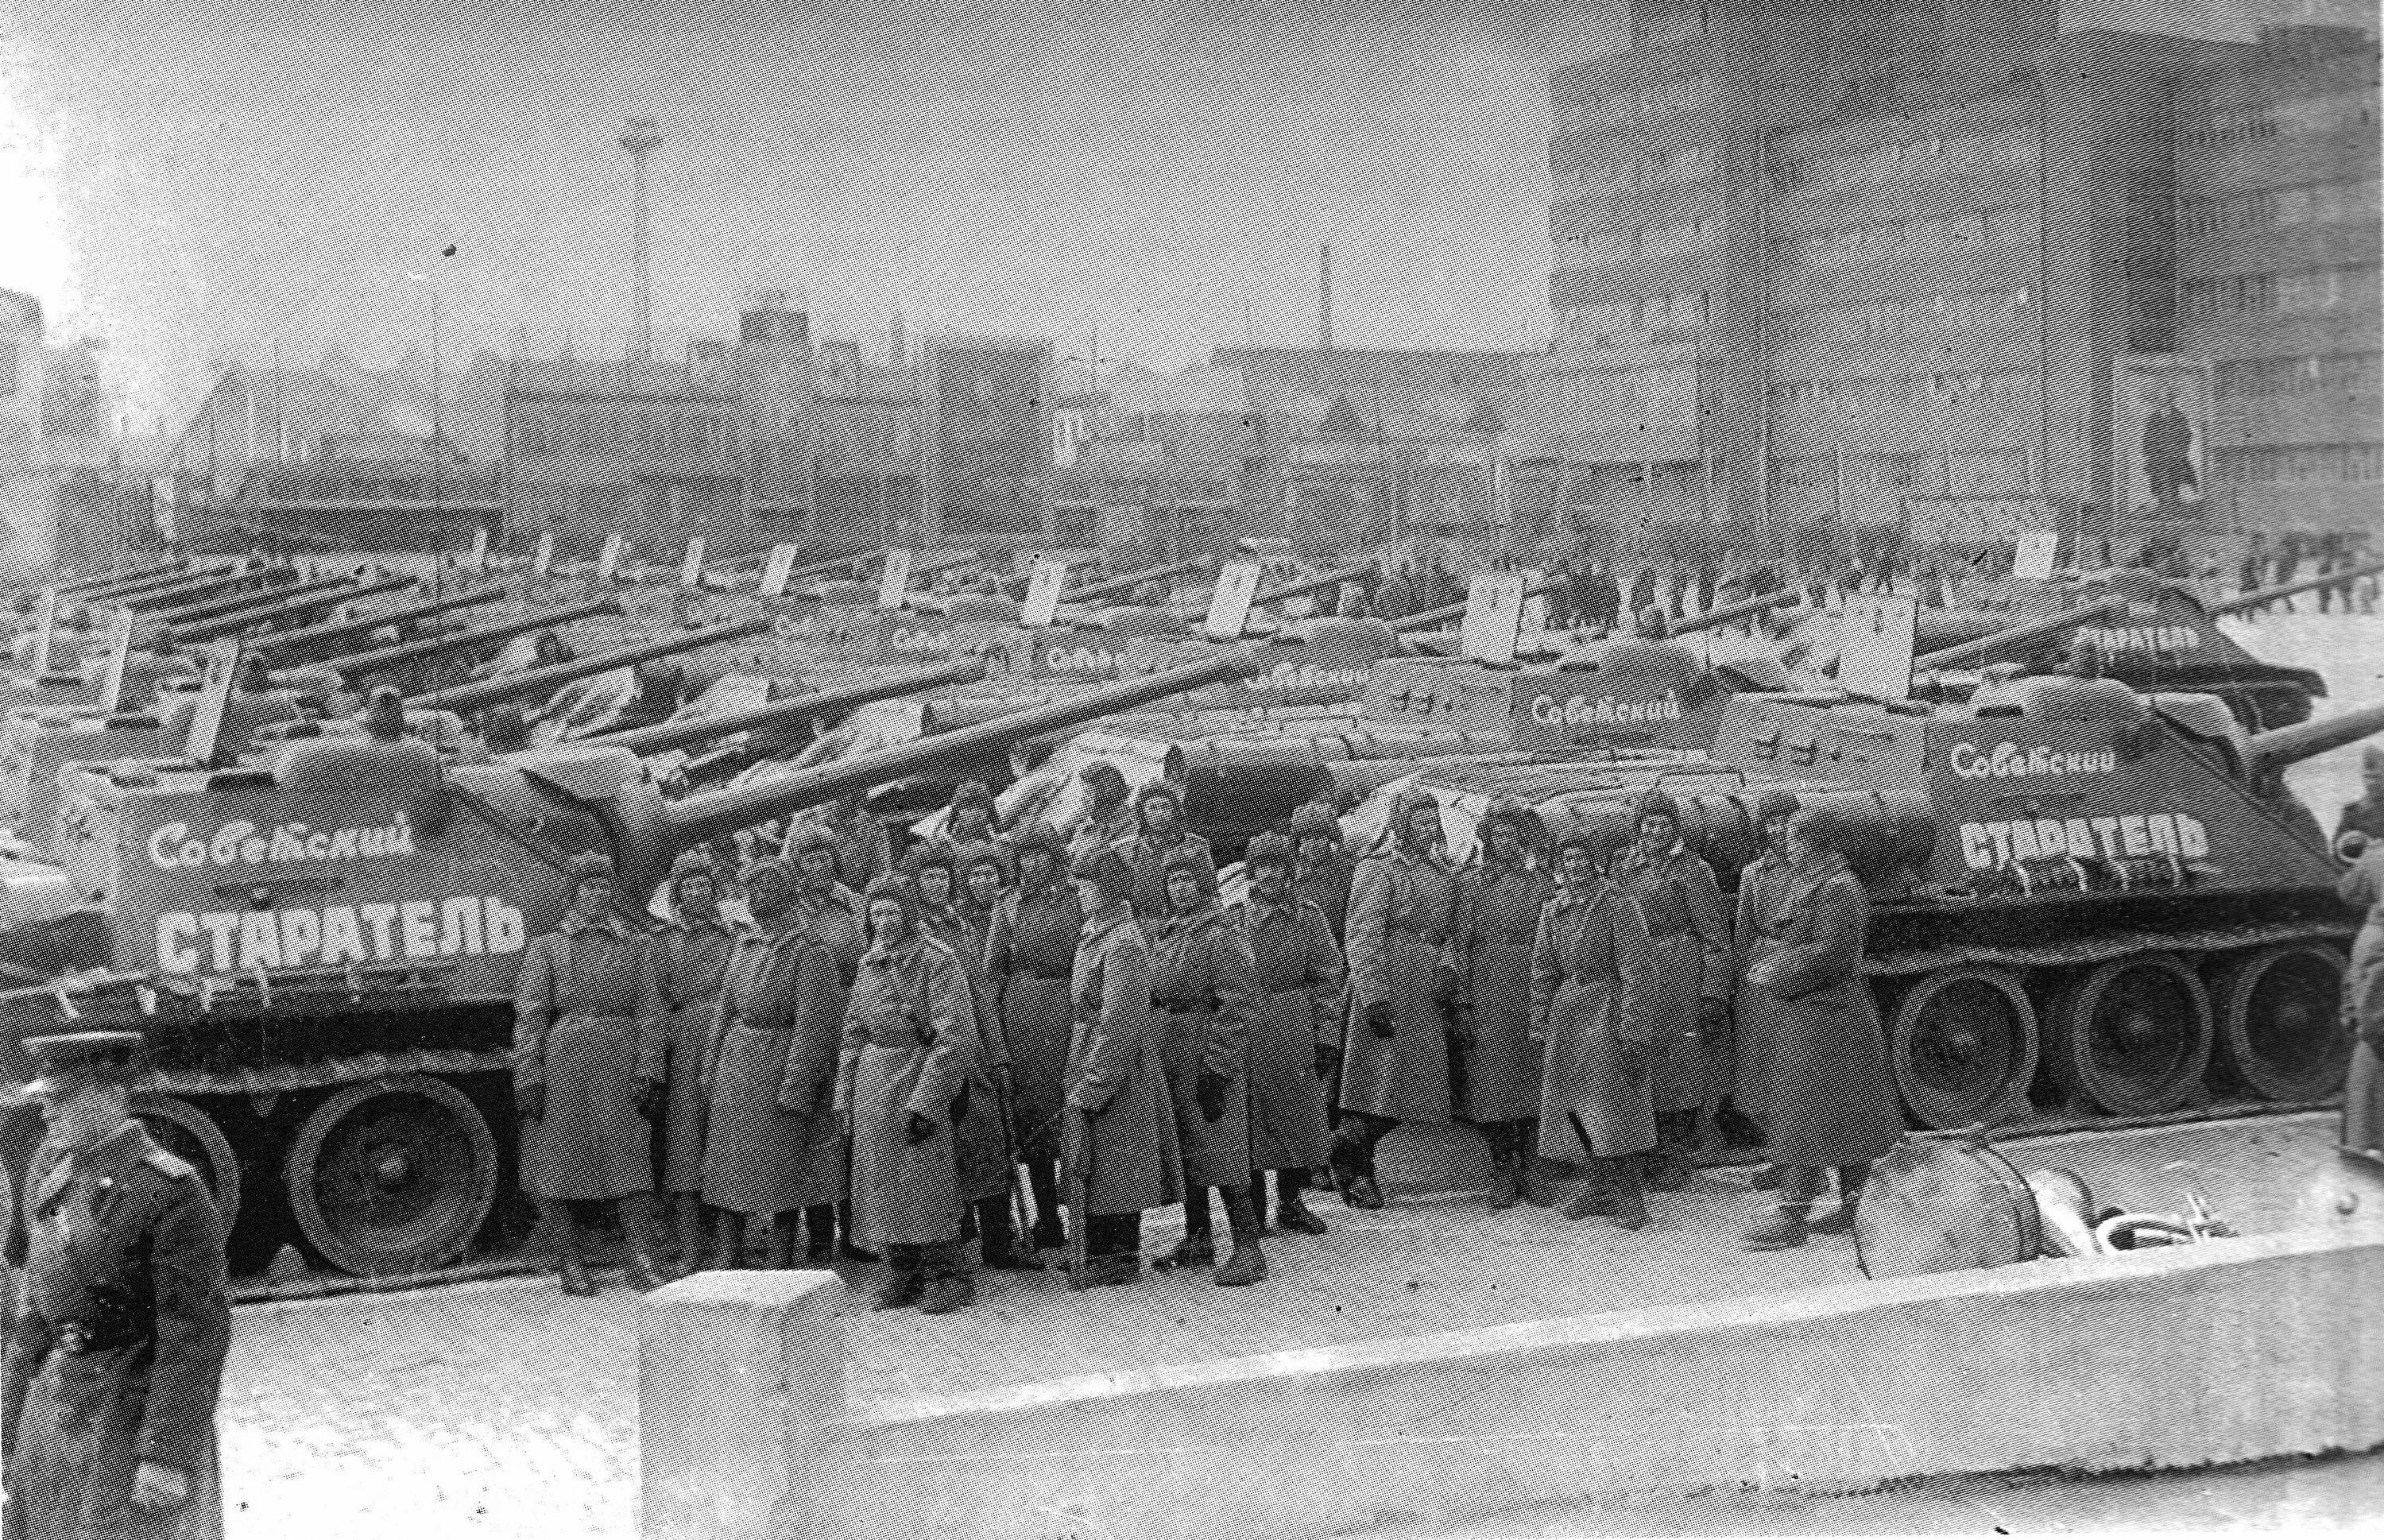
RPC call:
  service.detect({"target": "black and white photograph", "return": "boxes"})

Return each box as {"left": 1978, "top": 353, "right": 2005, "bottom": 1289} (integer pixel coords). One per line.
{"left": 0, "top": 0, "right": 2378, "bottom": 1534}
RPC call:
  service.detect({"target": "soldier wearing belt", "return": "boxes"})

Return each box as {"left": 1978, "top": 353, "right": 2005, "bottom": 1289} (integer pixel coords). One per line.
{"left": 1606, "top": 790, "right": 1732, "bottom": 1191}
{"left": 653, "top": 852, "right": 737, "bottom": 1268}
{"left": 1456, "top": 799, "right": 1554, "bottom": 1209}
{"left": 1289, "top": 801, "right": 1356, "bottom": 942}
{"left": 1331, "top": 787, "right": 1466, "bottom": 1210}
{"left": 513, "top": 853, "right": 670, "bottom": 1295}
{"left": 3, "top": 1031, "right": 230, "bottom": 1540}
{"left": 985, "top": 824, "right": 1084, "bottom": 1253}
{"left": 1122, "top": 780, "right": 1217, "bottom": 929}
{"left": 1233, "top": 833, "right": 1342, "bottom": 1236}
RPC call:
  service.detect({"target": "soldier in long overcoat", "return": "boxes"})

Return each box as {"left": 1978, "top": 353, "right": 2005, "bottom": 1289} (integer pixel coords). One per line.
{"left": 699, "top": 857, "right": 848, "bottom": 1269}
{"left": 3, "top": 1033, "right": 230, "bottom": 1540}
{"left": 1732, "top": 791, "right": 1803, "bottom": 1188}
{"left": 784, "top": 819, "right": 869, "bottom": 981}
{"left": 986, "top": 823, "right": 1083, "bottom": 1252}
{"left": 652, "top": 852, "right": 737, "bottom": 1266}
{"left": 1233, "top": 833, "right": 1342, "bottom": 1236}
{"left": 1531, "top": 832, "right": 1660, "bottom": 1229}
{"left": 2335, "top": 845, "right": 2384, "bottom": 1157}
{"left": 1123, "top": 780, "right": 1216, "bottom": 927}
{"left": 1740, "top": 807, "right": 1903, "bottom": 1249}
{"left": 1060, "top": 845, "right": 1181, "bottom": 1287}
{"left": 1149, "top": 849, "right": 1268, "bottom": 1285}
{"left": 835, "top": 875, "right": 985, "bottom": 1314}
{"left": 1289, "top": 800, "right": 1356, "bottom": 942}
{"left": 951, "top": 840, "right": 1041, "bottom": 1270}
{"left": 1330, "top": 787, "right": 1465, "bottom": 1210}
{"left": 1606, "top": 790, "right": 1732, "bottom": 1190}
{"left": 1456, "top": 799, "right": 1554, "bottom": 1209}
{"left": 513, "top": 853, "right": 670, "bottom": 1294}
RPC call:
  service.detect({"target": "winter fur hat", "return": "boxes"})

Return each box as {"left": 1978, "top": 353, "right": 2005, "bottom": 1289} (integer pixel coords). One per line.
{"left": 861, "top": 873, "right": 921, "bottom": 934}
{"left": 1244, "top": 830, "right": 1295, "bottom": 872}
{"left": 565, "top": 853, "right": 616, "bottom": 893}
{"left": 1074, "top": 844, "right": 1136, "bottom": 904}
{"left": 740, "top": 855, "right": 800, "bottom": 915}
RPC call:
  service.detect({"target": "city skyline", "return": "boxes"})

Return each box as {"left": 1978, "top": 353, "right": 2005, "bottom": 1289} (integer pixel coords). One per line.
{"left": 2, "top": 0, "right": 2366, "bottom": 431}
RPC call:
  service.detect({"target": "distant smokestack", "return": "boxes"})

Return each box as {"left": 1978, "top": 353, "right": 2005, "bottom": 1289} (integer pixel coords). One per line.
{"left": 1318, "top": 242, "right": 1334, "bottom": 354}
{"left": 618, "top": 117, "right": 664, "bottom": 363}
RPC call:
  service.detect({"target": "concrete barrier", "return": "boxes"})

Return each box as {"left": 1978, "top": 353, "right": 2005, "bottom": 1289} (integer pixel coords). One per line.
{"left": 643, "top": 1225, "right": 2384, "bottom": 1540}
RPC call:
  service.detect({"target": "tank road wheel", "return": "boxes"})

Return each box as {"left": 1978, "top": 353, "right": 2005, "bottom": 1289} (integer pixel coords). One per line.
{"left": 1887, "top": 966, "right": 2041, "bottom": 1129}
{"left": 2050, "top": 953, "right": 2216, "bottom": 1117}
{"left": 284, "top": 1076, "right": 498, "bottom": 1277}
{"left": 2211, "top": 943, "right": 2352, "bottom": 1102}
{"left": 132, "top": 1094, "right": 243, "bottom": 1236}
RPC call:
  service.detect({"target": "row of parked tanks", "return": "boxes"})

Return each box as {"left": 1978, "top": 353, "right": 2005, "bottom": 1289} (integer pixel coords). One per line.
{"left": 0, "top": 544, "right": 2374, "bottom": 1281}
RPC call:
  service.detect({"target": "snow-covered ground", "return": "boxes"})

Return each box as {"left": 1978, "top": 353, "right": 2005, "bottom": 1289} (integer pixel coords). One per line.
{"left": 2219, "top": 610, "right": 2384, "bottom": 822}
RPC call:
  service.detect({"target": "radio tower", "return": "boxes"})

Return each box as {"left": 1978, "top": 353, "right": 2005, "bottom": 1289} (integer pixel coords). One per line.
{"left": 618, "top": 117, "right": 663, "bottom": 362}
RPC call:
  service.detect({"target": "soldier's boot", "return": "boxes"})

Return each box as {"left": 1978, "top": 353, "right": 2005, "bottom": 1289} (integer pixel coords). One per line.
{"left": 1608, "top": 1159, "right": 1649, "bottom": 1232}
{"left": 873, "top": 1245, "right": 927, "bottom": 1310}
{"left": 1486, "top": 1124, "right": 1523, "bottom": 1211}
{"left": 618, "top": 1194, "right": 673, "bottom": 1290}
{"left": 803, "top": 1204, "right": 838, "bottom": 1266}
{"left": 669, "top": 1194, "right": 704, "bottom": 1267}
{"left": 1213, "top": 1186, "right": 1269, "bottom": 1288}
{"left": 1645, "top": 1112, "right": 1695, "bottom": 1193}
{"left": 1163, "top": 1189, "right": 1217, "bottom": 1269}
{"left": 1561, "top": 1158, "right": 1616, "bottom": 1221}
{"left": 919, "top": 1241, "right": 974, "bottom": 1315}
{"left": 977, "top": 1198, "right": 1045, "bottom": 1271}
{"left": 1329, "top": 1118, "right": 1387, "bottom": 1210}
{"left": 550, "top": 1203, "right": 599, "bottom": 1297}
{"left": 1517, "top": 1122, "right": 1557, "bottom": 1208}
{"left": 1274, "top": 1169, "right": 1329, "bottom": 1236}
{"left": 1027, "top": 1161, "right": 1068, "bottom": 1253}
{"left": 837, "top": 1201, "right": 880, "bottom": 1263}
{"left": 762, "top": 1212, "right": 795, "bottom": 1270}
{"left": 1743, "top": 1202, "right": 1811, "bottom": 1251}
{"left": 1806, "top": 1163, "right": 1870, "bottom": 1236}
{"left": 706, "top": 1211, "right": 745, "bottom": 1272}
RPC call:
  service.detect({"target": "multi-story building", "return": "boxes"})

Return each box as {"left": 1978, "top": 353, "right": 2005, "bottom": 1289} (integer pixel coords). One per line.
{"left": 2177, "top": 29, "right": 2380, "bottom": 537}
{"left": 1526, "top": 0, "right": 2374, "bottom": 559}
{"left": 502, "top": 353, "right": 744, "bottom": 554}
{"left": 0, "top": 289, "right": 41, "bottom": 473}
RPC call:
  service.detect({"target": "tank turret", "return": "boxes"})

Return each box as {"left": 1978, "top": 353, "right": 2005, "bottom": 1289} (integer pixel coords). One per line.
{"left": 168, "top": 573, "right": 422, "bottom": 644}
{"left": 1247, "top": 563, "right": 1373, "bottom": 615}
{"left": 0, "top": 646, "right": 1254, "bottom": 1277}
{"left": 1058, "top": 555, "right": 1212, "bottom": 608}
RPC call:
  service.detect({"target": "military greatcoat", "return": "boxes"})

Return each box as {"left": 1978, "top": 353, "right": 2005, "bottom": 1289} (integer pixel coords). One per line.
{"left": 1730, "top": 846, "right": 1801, "bottom": 1133}
{"left": 1234, "top": 893, "right": 1344, "bottom": 1170}
{"left": 2337, "top": 851, "right": 2384, "bottom": 1155}
{"left": 700, "top": 924, "right": 847, "bottom": 1217}
{"left": 1456, "top": 857, "right": 1554, "bottom": 1124}
{"left": 987, "top": 880, "right": 1085, "bottom": 1164}
{"left": 1147, "top": 901, "right": 1259, "bottom": 1188}
{"left": 1340, "top": 845, "right": 1465, "bottom": 1124}
{"left": 790, "top": 884, "right": 868, "bottom": 984}
{"left": 836, "top": 933, "right": 981, "bottom": 1249}
{"left": 1124, "top": 829, "right": 1217, "bottom": 929}
{"left": 652, "top": 912, "right": 737, "bottom": 1194}
{"left": 1743, "top": 853, "right": 1902, "bottom": 1168}
{"left": 3, "top": 1122, "right": 230, "bottom": 1540}
{"left": 513, "top": 915, "right": 665, "bottom": 1201}
{"left": 1292, "top": 852, "right": 1356, "bottom": 942}
{"left": 1608, "top": 842, "right": 1732, "bottom": 1114}
{"left": 923, "top": 901, "right": 1013, "bottom": 1206}
{"left": 1530, "top": 882, "right": 1657, "bottom": 1159}
{"left": 1063, "top": 903, "right": 1182, "bottom": 1216}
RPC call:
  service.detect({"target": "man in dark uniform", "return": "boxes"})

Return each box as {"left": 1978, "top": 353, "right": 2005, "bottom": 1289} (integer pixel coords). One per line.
{"left": 2336, "top": 746, "right": 2384, "bottom": 861}
{"left": 4, "top": 1031, "right": 230, "bottom": 1540}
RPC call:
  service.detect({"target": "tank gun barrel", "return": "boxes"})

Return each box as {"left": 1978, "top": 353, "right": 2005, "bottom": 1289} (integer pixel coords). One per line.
{"left": 314, "top": 596, "right": 621, "bottom": 679}
{"left": 89, "top": 568, "right": 259, "bottom": 611}
{"left": 2247, "top": 698, "right": 2384, "bottom": 780}
{"left": 1667, "top": 587, "right": 1803, "bottom": 637}
{"left": 2209, "top": 557, "right": 2384, "bottom": 618}
{"left": 145, "top": 573, "right": 369, "bottom": 629}
{"left": 415, "top": 617, "right": 771, "bottom": 714}
{"left": 1387, "top": 579, "right": 1560, "bottom": 635}
{"left": 243, "top": 583, "right": 511, "bottom": 661}
{"left": 1062, "top": 556, "right": 1213, "bottom": 606}
{"left": 664, "top": 648, "right": 1263, "bottom": 849}
{"left": 169, "top": 574, "right": 420, "bottom": 644}
{"left": 50, "top": 561, "right": 188, "bottom": 598}
{"left": 1913, "top": 597, "right": 2127, "bottom": 671}
{"left": 1251, "top": 564, "right": 1374, "bottom": 609}
{"left": 581, "top": 660, "right": 989, "bottom": 756}
{"left": 775, "top": 546, "right": 889, "bottom": 586}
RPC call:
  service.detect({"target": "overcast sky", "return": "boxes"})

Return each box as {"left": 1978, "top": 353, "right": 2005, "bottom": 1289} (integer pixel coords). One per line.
{"left": 0, "top": 0, "right": 2365, "bottom": 428}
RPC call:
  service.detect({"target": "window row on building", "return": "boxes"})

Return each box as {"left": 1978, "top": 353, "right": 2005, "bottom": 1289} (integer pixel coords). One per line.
{"left": 2179, "top": 178, "right": 2372, "bottom": 237}
{"left": 1555, "top": 215, "right": 1717, "bottom": 266}
{"left": 1554, "top": 72, "right": 1715, "bottom": 133}
{"left": 1772, "top": 204, "right": 2040, "bottom": 270}
{"left": 509, "top": 404, "right": 737, "bottom": 460}
{"left": 2178, "top": 264, "right": 2380, "bottom": 319}
{"left": 2214, "top": 351, "right": 2383, "bottom": 400}
{"left": 2213, "top": 442, "right": 2384, "bottom": 485}
{"left": 1558, "top": 288, "right": 1712, "bottom": 345}
{"left": 1558, "top": 144, "right": 1716, "bottom": 198}
{"left": 1768, "top": 286, "right": 2033, "bottom": 343}
{"left": 2176, "top": 88, "right": 2375, "bottom": 150}
{"left": 1546, "top": 362, "right": 1701, "bottom": 425}
{"left": 1771, "top": 447, "right": 2033, "bottom": 497}
{"left": 1767, "top": 124, "right": 2038, "bottom": 198}
{"left": 1768, "top": 367, "right": 2038, "bottom": 413}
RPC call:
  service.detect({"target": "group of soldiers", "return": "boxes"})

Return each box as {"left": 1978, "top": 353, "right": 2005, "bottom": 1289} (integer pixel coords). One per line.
{"left": 508, "top": 759, "right": 1908, "bottom": 1311}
